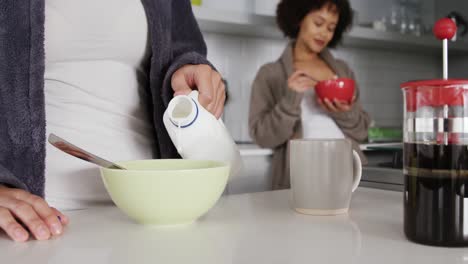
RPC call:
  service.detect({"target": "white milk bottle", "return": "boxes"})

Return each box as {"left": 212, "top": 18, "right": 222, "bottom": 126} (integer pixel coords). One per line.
{"left": 163, "top": 91, "right": 242, "bottom": 177}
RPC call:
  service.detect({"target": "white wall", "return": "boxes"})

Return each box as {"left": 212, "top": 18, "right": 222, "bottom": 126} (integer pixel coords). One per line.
{"left": 332, "top": 46, "right": 437, "bottom": 127}
{"left": 204, "top": 33, "right": 286, "bottom": 142}
{"left": 451, "top": 55, "right": 468, "bottom": 79}
{"left": 204, "top": 32, "right": 438, "bottom": 142}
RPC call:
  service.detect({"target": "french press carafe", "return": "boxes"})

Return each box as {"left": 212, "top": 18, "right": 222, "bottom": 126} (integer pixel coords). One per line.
{"left": 402, "top": 18, "right": 468, "bottom": 246}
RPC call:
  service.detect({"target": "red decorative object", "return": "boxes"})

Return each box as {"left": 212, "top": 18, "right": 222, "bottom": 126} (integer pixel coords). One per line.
{"left": 433, "top": 18, "right": 457, "bottom": 40}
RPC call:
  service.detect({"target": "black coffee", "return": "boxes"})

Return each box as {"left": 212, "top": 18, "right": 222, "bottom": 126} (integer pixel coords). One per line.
{"left": 404, "top": 143, "right": 468, "bottom": 247}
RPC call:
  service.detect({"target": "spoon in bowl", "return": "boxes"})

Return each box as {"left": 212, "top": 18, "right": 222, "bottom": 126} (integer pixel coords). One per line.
{"left": 48, "top": 133, "right": 127, "bottom": 170}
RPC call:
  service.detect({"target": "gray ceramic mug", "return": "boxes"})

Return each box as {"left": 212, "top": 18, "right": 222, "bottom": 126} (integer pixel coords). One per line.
{"left": 290, "top": 139, "right": 362, "bottom": 215}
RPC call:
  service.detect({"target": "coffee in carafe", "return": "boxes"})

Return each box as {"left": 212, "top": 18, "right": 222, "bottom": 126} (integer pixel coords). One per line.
{"left": 402, "top": 80, "right": 468, "bottom": 247}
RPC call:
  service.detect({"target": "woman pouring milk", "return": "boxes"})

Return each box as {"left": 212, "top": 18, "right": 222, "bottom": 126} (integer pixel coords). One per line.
{"left": 249, "top": 0, "right": 371, "bottom": 190}
{"left": 0, "top": 0, "right": 226, "bottom": 242}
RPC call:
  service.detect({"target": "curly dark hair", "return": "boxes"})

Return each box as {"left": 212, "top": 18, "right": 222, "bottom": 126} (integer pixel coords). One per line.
{"left": 276, "top": 0, "right": 353, "bottom": 48}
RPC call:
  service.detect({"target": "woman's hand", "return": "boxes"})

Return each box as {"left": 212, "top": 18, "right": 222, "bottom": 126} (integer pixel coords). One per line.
{"left": 171, "top": 65, "right": 226, "bottom": 119}
{"left": 288, "top": 70, "right": 318, "bottom": 93}
{"left": 0, "top": 185, "right": 68, "bottom": 242}
{"left": 317, "top": 96, "right": 356, "bottom": 113}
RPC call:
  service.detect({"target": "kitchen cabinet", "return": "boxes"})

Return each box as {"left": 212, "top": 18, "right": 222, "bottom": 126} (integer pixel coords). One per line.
{"left": 193, "top": 5, "right": 468, "bottom": 54}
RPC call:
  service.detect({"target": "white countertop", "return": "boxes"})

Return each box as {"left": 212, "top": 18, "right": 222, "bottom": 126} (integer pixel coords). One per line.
{"left": 1, "top": 188, "right": 467, "bottom": 264}
{"left": 237, "top": 144, "right": 273, "bottom": 156}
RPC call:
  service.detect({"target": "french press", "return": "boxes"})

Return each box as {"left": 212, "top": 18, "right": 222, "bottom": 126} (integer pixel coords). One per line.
{"left": 402, "top": 18, "right": 468, "bottom": 247}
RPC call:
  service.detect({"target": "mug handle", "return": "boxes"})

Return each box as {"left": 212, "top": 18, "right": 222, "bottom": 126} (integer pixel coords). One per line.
{"left": 351, "top": 150, "right": 362, "bottom": 192}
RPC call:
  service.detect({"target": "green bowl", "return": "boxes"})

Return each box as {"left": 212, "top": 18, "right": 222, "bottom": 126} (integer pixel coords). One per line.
{"left": 100, "top": 159, "right": 229, "bottom": 226}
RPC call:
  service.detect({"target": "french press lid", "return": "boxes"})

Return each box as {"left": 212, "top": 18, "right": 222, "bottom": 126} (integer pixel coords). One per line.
{"left": 401, "top": 79, "right": 468, "bottom": 111}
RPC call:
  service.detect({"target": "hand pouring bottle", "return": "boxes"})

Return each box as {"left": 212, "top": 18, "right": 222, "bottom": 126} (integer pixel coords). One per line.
{"left": 163, "top": 91, "right": 242, "bottom": 177}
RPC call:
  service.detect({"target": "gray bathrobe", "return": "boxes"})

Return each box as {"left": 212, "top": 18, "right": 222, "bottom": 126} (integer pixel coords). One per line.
{"left": 0, "top": 0, "right": 211, "bottom": 196}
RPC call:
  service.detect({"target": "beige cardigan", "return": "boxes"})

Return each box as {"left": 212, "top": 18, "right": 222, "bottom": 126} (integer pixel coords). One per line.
{"left": 249, "top": 42, "right": 371, "bottom": 190}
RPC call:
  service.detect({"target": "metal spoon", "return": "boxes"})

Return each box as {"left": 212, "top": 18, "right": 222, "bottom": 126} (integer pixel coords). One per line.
{"left": 48, "top": 133, "right": 126, "bottom": 170}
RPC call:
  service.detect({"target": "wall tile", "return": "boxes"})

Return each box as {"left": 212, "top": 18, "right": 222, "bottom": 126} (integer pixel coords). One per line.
{"left": 450, "top": 55, "right": 468, "bottom": 79}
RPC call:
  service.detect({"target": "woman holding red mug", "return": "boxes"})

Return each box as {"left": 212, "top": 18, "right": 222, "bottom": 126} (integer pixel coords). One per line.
{"left": 249, "top": 0, "right": 371, "bottom": 190}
